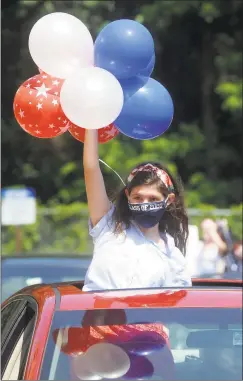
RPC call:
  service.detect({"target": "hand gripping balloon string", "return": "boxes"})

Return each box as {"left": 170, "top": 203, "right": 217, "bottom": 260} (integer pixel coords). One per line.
{"left": 99, "top": 159, "right": 126, "bottom": 186}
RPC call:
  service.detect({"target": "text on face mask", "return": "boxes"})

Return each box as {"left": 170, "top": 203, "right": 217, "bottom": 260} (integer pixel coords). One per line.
{"left": 129, "top": 202, "right": 164, "bottom": 212}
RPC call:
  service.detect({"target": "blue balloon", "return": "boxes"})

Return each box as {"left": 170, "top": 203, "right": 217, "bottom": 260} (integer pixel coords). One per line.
{"left": 115, "top": 77, "right": 174, "bottom": 140}
{"left": 119, "top": 331, "right": 166, "bottom": 356}
{"left": 138, "top": 53, "right": 155, "bottom": 78}
{"left": 95, "top": 19, "right": 154, "bottom": 80}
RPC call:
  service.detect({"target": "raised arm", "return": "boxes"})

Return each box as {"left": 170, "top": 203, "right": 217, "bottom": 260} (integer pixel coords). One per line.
{"left": 83, "top": 129, "right": 111, "bottom": 227}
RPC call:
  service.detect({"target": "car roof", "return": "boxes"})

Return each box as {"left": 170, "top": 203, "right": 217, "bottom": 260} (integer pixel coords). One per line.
{"left": 57, "top": 282, "right": 243, "bottom": 310}
{"left": 8, "top": 279, "right": 242, "bottom": 311}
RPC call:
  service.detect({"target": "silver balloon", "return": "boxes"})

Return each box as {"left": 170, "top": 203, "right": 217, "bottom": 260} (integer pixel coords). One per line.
{"left": 29, "top": 12, "right": 94, "bottom": 79}
{"left": 60, "top": 67, "right": 124, "bottom": 129}
{"left": 85, "top": 343, "right": 131, "bottom": 379}
{"left": 72, "top": 353, "right": 102, "bottom": 380}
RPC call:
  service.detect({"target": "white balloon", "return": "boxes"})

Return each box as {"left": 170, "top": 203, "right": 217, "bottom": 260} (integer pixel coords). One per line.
{"left": 60, "top": 67, "right": 124, "bottom": 129}
{"left": 29, "top": 12, "right": 94, "bottom": 79}
{"left": 85, "top": 343, "right": 130, "bottom": 379}
{"left": 72, "top": 354, "right": 102, "bottom": 380}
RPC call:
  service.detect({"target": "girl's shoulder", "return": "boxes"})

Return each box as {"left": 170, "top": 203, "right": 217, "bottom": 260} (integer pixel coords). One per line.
{"left": 89, "top": 203, "right": 115, "bottom": 240}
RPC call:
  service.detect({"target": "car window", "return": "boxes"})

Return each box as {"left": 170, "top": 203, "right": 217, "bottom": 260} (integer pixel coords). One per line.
{"left": 1, "top": 300, "right": 37, "bottom": 380}
{"left": 40, "top": 306, "right": 242, "bottom": 381}
{"left": 1, "top": 300, "right": 24, "bottom": 335}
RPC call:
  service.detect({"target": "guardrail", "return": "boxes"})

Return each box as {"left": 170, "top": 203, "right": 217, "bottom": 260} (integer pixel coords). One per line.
{"left": 37, "top": 208, "right": 242, "bottom": 217}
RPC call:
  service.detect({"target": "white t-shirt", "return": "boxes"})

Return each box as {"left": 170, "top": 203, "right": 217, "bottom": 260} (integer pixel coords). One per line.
{"left": 83, "top": 206, "right": 192, "bottom": 291}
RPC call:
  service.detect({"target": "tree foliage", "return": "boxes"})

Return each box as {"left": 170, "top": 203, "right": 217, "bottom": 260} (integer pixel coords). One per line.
{"left": 2, "top": 1, "right": 242, "bottom": 229}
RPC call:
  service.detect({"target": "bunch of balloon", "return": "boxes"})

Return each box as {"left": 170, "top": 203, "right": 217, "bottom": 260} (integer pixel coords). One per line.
{"left": 13, "top": 13, "right": 173, "bottom": 142}
{"left": 13, "top": 12, "right": 121, "bottom": 142}
{"left": 94, "top": 19, "right": 174, "bottom": 140}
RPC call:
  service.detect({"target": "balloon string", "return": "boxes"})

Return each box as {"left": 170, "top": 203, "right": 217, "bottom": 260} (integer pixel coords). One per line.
{"left": 99, "top": 159, "right": 126, "bottom": 186}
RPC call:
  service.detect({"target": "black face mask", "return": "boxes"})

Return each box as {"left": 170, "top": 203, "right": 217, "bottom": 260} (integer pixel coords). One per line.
{"left": 128, "top": 199, "right": 168, "bottom": 229}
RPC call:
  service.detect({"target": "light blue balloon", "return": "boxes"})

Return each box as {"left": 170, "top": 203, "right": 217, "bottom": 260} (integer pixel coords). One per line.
{"left": 95, "top": 19, "right": 155, "bottom": 80}
{"left": 115, "top": 77, "right": 174, "bottom": 140}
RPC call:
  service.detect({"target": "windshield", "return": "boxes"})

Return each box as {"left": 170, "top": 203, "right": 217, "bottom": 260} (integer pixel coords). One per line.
{"left": 1, "top": 258, "right": 90, "bottom": 301}
{"left": 41, "top": 307, "right": 242, "bottom": 380}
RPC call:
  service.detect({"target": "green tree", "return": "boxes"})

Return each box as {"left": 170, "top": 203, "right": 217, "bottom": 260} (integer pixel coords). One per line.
{"left": 2, "top": 0, "right": 242, "bottom": 208}
{"left": 2, "top": 0, "right": 242, "bottom": 254}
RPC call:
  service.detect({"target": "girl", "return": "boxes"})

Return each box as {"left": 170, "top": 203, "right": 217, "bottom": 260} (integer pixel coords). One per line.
{"left": 83, "top": 130, "right": 191, "bottom": 291}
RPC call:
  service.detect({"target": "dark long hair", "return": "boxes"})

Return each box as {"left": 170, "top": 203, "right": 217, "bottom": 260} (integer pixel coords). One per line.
{"left": 112, "top": 161, "right": 189, "bottom": 255}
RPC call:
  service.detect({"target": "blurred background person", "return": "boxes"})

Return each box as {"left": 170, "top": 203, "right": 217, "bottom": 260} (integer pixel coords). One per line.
{"left": 233, "top": 241, "right": 242, "bottom": 272}
{"left": 194, "top": 218, "right": 228, "bottom": 278}
{"left": 217, "top": 219, "right": 242, "bottom": 278}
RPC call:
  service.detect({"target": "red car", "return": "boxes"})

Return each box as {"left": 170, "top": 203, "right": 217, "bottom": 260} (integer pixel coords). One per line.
{"left": 1, "top": 279, "right": 242, "bottom": 381}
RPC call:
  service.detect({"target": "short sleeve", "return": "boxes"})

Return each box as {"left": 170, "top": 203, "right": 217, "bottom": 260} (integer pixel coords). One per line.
{"left": 88, "top": 204, "right": 115, "bottom": 241}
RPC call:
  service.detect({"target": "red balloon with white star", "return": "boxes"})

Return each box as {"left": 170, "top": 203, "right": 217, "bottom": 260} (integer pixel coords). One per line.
{"left": 13, "top": 73, "right": 74, "bottom": 138}
{"left": 68, "top": 123, "right": 119, "bottom": 144}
